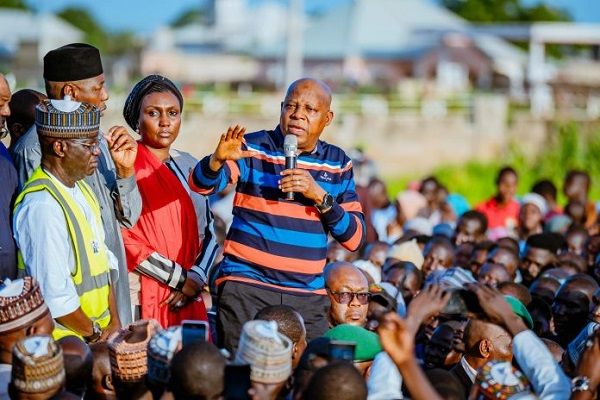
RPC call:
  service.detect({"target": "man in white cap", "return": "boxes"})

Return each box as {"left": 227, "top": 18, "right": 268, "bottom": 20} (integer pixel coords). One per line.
{"left": 13, "top": 98, "right": 122, "bottom": 343}
{"left": 518, "top": 193, "right": 547, "bottom": 246}
{"left": 0, "top": 277, "right": 54, "bottom": 400}
{"left": 11, "top": 43, "right": 140, "bottom": 324}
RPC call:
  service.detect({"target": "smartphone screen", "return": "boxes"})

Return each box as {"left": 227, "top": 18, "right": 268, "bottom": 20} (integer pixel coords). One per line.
{"left": 181, "top": 320, "right": 209, "bottom": 347}
{"left": 328, "top": 340, "right": 356, "bottom": 362}
{"left": 224, "top": 364, "right": 252, "bottom": 400}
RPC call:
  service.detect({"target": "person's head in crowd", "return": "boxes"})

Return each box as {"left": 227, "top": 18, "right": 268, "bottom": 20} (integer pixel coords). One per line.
{"left": 107, "top": 320, "right": 161, "bottom": 400}
{"left": 519, "top": 193, "right": 546, "bottom": 238}
{"left": 302, "top": 361, "right": 367, "bottom": 400}
{"left": 487, "top": 245, "right": 519, "bottom": 280}
{"left": 540, "top": 267, "right": 572, "bottom": 285}
{"left": 566, "top": 226, "right": 589, "bottom": 257}
{"left": 324, "top": 262, "right": 370, "bottom": 327}
{"left": 170, "top": 341, "right": 225, "bottom": 400}
{"left": 558, "top": 252, "right": 587, "bottom": 275}
{"left": 469, "top": 240, "right": 495, "bottom": 276}
{"left": 383, "top": 260, "right": 422, "bottom": 304}
{"left": 432, "top": 223, "right": 455, "bottom": 241}
{"left": 592, "top": 253, "right": 600, "bottom": 284}
{"left": 527, "top": 296, "right": 553, "bottom": 338}
{"left": 463, "top": 319, "right": 512, "bottom": 372}
{"left": 353, "top": 259, "right": 381, "bottom": 285}
{"left": 365, "top": 283, "right": 398, "bottom": 331}
{"left": 556, "top": 256, "right": 583, "bottom": 277}
{"left": 425, "top": 369, "right": 465, "bottom": 400}
{"left": 564, "top": 169, "right": 591, "bottom": 204}
{"left": 88, "top": 342, "right": 116, "bottom": 400}
{"left": 532, "top": 179, "right": 558, "bottom": 213}
{"left": 497, "top": 282, "right": 532, "bottom": 306}
{"left": 292, "top": 337, "right": 331, "bottom": 400}
{"left": 147, "top": 325, "right": 182, "bottom": 397}
{"left": 6, "top": 89, "right": 46, "bottom": 145}
{"left": 419, "top": 176, "right": 440, "bottom": 209}
{"left": 363, "top": 241, "right": 389, "bottom": 269}
{"left": 403, "top": 218, "right": 433, "bottom": 237}
{"left": 422, "top": 236, "right": 455, "bottom": 277}
{"left": 565, "top": 201, "right": 587, "bottom": 227}
{"left": 455, "top": 242, "right": 474, "bottom": 269}
{"left": 254, "top": 305, "right": 307, "bottom": 370}
{"left": 0, "top": 278, "right": 54, "bottom": 367}
{"left": 494, "top": 166, "right": 518, "bottom": 204}
{"left": 326, "top": 241, "right": 356, "bottom": 264}
{"left": 424, "top": 323, "right": 461, "bottom": 369}
{"left": 43, "top": 43, "right": 109, "bottom": 111}
{"left": 497, "top": 236, "right": 520, "bottom": 254}
{"left": 587, "top": 234, "right": 600, "bottom": 268}
{"left": 9, "top": 335, "right": 66, "bottom": 400}
{"left": 454, "top": 210, "right": 488, "bottom": 246}
{"left": 590, "top": 288, "right": 600, "bottom": 324}
{"left": 541, "top": 338, "right": 564, "bottom": 363}
{"left": 552, "top": 274, "right": 599, "bottom": 346}
{"left": 386, "top": 238, "right": 424, "bottom": 270}
{"left": 57, "top": 336, "right": 93, "bottom": 397}
{"left": 477, "top": 263, "right": 511, "bottom": 288}
{"left": 448, "top": 319, "right": 469, "bottom": 354}
{"left": 235, "top": 320, "right": 292, "bottom": 400}
{"left": 324, "top": 324, "right": 382, "bottom": 378}
{"left": 521, "top": 233, "right": 562, "bottom": 285}
{"left": 469, "top": 361, "right": 532, "bottom": 400}
{"left": 395, "top": 190, "right": 427, "bottom": 223}
{"left": 367, "top": 178, "right": 390, "bottom": 210}
{"left": 529, "top": 276, "right": 561, "bottom": 305}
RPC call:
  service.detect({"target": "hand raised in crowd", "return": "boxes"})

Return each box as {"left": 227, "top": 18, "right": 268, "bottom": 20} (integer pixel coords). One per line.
{"left": 279, "top": 168, "right": 327, "bottom": 204}
{"left": 406, "top": 284, "right": 451, "bottom": 335}
{"left": 466, "top": 283, "right": 528, "bottom": 336}
{"left": 209, "top": 125, "right": 255, "bottom": 172}
{"left": 572, "top": 328, "right": 600, "bottom": 400}
{"left": 104, "top": 126, "right": 137, "bottom": 178}
{"left": 378, "top": 312, "right": 415, "bottom": 366}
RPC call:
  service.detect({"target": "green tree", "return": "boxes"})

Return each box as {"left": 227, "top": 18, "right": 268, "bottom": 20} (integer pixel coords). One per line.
{"left": 441, "top": 0, "right": 570, "bottom": 23}
{"left": 0, "top": 0, "right": 28, "bottom": 9}
{"left": 171, "top": 8, "right": 205, "bottom": 27}
{"left": 57, "top": 7, "right": 108, "bottom": 52}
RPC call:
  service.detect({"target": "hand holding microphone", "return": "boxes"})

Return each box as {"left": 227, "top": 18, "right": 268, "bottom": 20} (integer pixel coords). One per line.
{"left": 279, "top": 134, "right": 328, "bottom": 204}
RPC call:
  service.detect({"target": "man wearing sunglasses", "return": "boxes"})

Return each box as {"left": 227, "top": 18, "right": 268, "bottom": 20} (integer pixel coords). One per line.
{"left": 324, "top": 262, "right": 370, "bottom": 327}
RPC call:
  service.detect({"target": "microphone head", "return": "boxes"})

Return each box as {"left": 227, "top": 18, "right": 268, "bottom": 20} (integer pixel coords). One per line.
{"left": 283, "top": 134, "right": 298, "bottom": 154}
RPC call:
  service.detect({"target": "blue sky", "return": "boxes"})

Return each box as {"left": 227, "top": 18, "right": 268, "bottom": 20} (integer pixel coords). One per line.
{"left": 27, "top": 0, "right": 600, "bottom": 34}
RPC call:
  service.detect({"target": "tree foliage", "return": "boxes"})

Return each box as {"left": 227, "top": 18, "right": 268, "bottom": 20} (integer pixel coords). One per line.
{"left": 0, "top": 0, "right": 28, "bottom": 9}
{"left": 441, "top": 0, "right": 571, "bottom": 23}
{"left": 171, "top": 9, "right": 205, "bottom": 27}
{"left": 57, "top": 7, "right": 108, "bottom": 52}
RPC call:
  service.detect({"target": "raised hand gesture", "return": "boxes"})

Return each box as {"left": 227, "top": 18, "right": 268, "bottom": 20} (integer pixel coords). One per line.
{"left": 104, "top": 126, "right": 137, "bottom": 178}
{"left": 209, "top": 125, "right": 255, "bottom": 171}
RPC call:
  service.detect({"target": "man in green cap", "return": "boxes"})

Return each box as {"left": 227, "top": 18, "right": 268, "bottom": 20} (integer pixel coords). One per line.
{"left": 324, "top": 324, "right": 382, "bottom": 378}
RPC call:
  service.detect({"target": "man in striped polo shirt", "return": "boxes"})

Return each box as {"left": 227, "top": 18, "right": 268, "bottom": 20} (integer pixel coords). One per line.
{"left": 191, "top": 78, "right": 365, "bottom": 351}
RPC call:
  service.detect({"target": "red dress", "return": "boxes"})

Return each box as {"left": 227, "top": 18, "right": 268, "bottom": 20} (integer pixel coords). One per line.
{"left": 476, "top": 197, "right": 520, "bottom": 239}
{"left": 122, "top": 144, "right": 207, "bottom": 327}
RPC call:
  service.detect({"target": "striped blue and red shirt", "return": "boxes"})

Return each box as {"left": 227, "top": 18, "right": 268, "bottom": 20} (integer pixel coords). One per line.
{"left": 190, "top": 126, "right": 365, "bottom": 295}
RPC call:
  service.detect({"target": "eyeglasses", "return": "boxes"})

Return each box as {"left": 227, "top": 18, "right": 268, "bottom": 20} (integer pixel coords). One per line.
{"left": 70, "top": 140, "right": 100, "bottom": 153}
{"left": 328, "top": 290, "right": 371, "bottom": 305}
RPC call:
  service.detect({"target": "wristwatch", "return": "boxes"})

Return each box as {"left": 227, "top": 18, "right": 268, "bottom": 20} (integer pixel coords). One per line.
{"left": 315, "top": 192, "right": 334, "bottom": 213}
{"left": 572, "top": 376, "right": 592, "bottom": 393}
{"left": 84, "top": 321, "right": 103, "bottom": 343}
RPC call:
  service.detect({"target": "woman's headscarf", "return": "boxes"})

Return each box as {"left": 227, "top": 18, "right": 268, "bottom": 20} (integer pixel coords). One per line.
{"left": 122, "top": 74, "right": 183, "bottom": 131}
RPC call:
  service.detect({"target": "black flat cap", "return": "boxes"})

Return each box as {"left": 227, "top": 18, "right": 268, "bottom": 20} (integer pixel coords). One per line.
{"left": 43, "top": 43, "right": 103, "bottom": 82}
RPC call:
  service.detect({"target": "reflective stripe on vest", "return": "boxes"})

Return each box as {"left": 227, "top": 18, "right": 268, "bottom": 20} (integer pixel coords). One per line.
{"left": 14, "top": 168, "right": 112, "bottom": 339}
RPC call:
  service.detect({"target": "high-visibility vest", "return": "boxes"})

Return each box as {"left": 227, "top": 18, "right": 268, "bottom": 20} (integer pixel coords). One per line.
{"left": 14, "top": 167, "right": 112, "bottom": 340}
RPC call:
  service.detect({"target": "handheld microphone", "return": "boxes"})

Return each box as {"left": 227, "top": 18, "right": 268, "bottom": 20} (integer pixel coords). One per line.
{"left": 283, "top": 134, "right": 298, "bottom": 201}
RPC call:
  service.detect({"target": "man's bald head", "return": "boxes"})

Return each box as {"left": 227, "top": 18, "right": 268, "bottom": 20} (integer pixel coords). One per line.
{"left": 0, "top": 73, "right": 11, "bottom": 130}
{"left": 58, "top": 337, "right": 93, "bottom": 397}
{"left": 464, "top": 319, "right": 512, "bottom": 369}
{"left": 89, "top": 342, "right": 116, "bottom": 400}
{"left": 285, "top": 78, "right": 332, "bottom": 107}
{"left": 325, "top": 262, "right": 370, "bottom": 327}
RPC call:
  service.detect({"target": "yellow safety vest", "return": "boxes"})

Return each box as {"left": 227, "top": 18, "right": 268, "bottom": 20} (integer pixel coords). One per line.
{"left": 15, "top": 167, "right": 112, "bottom": 340}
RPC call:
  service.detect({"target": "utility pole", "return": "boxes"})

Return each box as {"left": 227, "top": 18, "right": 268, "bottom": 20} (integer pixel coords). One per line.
{"left": 284, "top": 0, "right": 304, "bottom": 88}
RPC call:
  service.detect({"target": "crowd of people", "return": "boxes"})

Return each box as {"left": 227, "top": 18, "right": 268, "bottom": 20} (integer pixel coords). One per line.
{"left": 1, "top": 42, "right": 600, "bottom": 400}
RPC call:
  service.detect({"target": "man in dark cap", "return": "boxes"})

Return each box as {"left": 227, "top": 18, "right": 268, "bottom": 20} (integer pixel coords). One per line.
{"left": 11, "top": 43, "right": 140, "bottom": 324}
